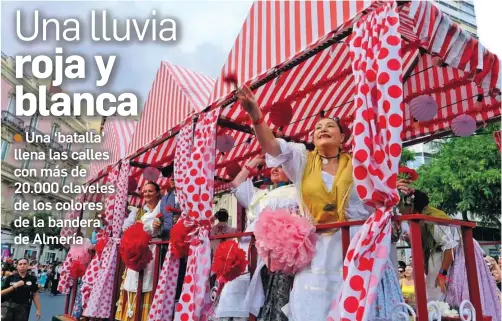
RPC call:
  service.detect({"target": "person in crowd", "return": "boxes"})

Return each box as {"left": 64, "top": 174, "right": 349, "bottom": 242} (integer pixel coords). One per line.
{"left": 45, "top": 267, "right": 52, "bottom": 291}
{"left": 50, "top": 263, "right": 63, "bottom": 296}
{"left": 1, "top": 258, "right": 41, "bottom": 321}
{"left": 403, "top": 189, "right": 501, "bottom": 320}
{"left": 210, "top": 209, "right": 238, "bottom": 253}
{"left": 398, "top": 267, "right": 405, "bottom": 280}
{"left": 235, "top": 85, "right": 406, "bottom": 320}
{"left": 38, "top": 270, "right": 47, "bottom": 292}
{"left": 115, "top": 181, "right": 162, "bottom": 321}
{"left": 158, "top": 176, "right": 177, "bottom": 240}
{"left": 214, "top": 154, "right": 297, "bottom": 321}
{"left": 400, "top": 265, "right": 416, "bottom": 308}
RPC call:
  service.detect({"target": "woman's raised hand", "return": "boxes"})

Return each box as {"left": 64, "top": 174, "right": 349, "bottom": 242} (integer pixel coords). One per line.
{"left": 236, "top": 85, "right": 261, "bottom": 122}
{"left": 397, "top": 178, "right": 414, "bottom": 195}
{"left": 247, "top": 154, "right": 266, "bottom": 168}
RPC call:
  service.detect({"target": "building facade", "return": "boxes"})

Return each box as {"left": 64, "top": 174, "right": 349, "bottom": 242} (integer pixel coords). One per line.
{"left": 434, "top": 0, "right": 477, "bottom": 36}
{"left": 1, "top": 52, "right": 88, "bottom": 264}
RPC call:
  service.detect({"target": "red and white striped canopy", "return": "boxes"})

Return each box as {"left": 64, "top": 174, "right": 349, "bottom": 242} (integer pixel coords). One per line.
{"left": 87, "top": 118, "right": 137, "bottom": 183}
{"left": 208, "top": 0, "right": 373, "bottom": 105}
{"left": 127, "top": 62, "right": 215, "bottom": 157}
{"left": 208, "top": 0, "right": 501, "bottom": 181}
{"left": 86, "top": 117, "right": 137, "bottom": 202}
{"left": 126, "top": 63, "right": 215, "bottom": 206}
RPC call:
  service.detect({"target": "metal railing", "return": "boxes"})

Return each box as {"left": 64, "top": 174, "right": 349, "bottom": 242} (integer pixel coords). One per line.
{"left": 1, "top": 111, "right": 24, "bottom": 132}
{"left": 63, "top": 215, "right": 489, "bottom": 321}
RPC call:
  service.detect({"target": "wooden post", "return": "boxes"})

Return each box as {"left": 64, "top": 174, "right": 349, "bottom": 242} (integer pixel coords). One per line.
{"left": 409, "top": 219, "right": 428, "bottom": 321}
{"left": 461, "top": 227, "right": 483, "bottom": 321}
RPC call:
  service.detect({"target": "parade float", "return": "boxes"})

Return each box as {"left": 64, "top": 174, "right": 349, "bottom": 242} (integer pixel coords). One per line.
{"left": 57, "top": 1, "right": 500, "bottom": 321}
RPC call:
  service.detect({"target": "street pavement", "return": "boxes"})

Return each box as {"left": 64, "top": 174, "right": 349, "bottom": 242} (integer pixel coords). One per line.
{"left": 29, "top": 291, "right": 66, "bottom": 321}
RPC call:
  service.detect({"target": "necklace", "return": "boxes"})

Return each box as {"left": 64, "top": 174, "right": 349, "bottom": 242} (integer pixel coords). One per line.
{"left": 320, "top": 154, "right": 340, "bottom": 165}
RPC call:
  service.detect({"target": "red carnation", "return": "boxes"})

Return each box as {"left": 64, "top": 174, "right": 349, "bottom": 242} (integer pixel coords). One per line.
{"left": 119, "top": 222, "right": 153, "bottom": 272}
{"left": 211, "top": 240, "right": 248, "bottom": 283}
{"left": 165, "top": 206, "right": 182, "bottom": 214}
{"left": 398, "top": 166, "right": 419, "bottom": 182}
{"left": 69, "top": 260, "right": 86, "bottom": 279}
{"left": 156, "top": 213, "right": 164, "bottom": 225}
{"left": 223, "top": 73, "right": 238, "bottom": 86}
{"left": 169, "top": 219, "right": 195, "bottom": 259}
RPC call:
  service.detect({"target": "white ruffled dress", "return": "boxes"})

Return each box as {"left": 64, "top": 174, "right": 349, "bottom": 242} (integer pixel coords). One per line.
{"left": 266, "top": 139, "right": 403, "bottom": 321}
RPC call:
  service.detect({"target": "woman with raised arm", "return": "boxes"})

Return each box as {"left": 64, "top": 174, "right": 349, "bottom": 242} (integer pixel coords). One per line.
{"left": 235, "top": 85, "right": 405, "bottom": 320}
{"left": 213, "top": 155, "right": 298, "bottom": 321}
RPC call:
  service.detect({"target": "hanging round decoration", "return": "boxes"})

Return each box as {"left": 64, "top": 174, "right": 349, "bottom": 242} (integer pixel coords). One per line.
{"left": 216, "top": 134, "right": 235, "bottom": 153}
{"left": 226, "top": 162, "right": 242, "bottom": 178}
{"left": 451, "top": 114, "right": 477, "bottom": 137}
{"left": 409, "top": 95, "right": 438, "bottom": 122}
{"left": 143, "top": 167, "right": 160, "bottom": 181}
{"left": 128, "top": 177, "right": 138, "bottom": 193}
{"left": 269, "top": 102, "right": 293, "bottom": 127}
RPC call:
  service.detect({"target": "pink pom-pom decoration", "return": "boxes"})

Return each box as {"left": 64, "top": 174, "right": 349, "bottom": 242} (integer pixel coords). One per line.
{"left": 409, "top": 95, "right": 437, "bottom": 122}
{"left": 216, "top": 134, "right": 235, "bottom": 153}
{"left": 451, "top": 114, "right": 476, "bottom": 137}
{"left": 143, "top": 167, "right": 160, "bottom": 181}
{"left": 254, "top": 209, "right": 316, "bottom": 275}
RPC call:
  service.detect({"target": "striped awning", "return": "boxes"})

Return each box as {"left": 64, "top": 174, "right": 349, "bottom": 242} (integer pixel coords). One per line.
{"left": 87, "top": 118, "right": 137, "bottom": 184}
{"left": 127, "top": 62, "right": 215, "bottom": 157}
{"left": 111, "top": 0, "right": 499, "bottom": 202}
{"left": 208, "top": 0, "right": 373, "bottom": 106}
{"left": 206, "top": 0, "right": 501, "bottom": 181}
{"left": 126, "top": 63, "right": 215, "bottom": 206}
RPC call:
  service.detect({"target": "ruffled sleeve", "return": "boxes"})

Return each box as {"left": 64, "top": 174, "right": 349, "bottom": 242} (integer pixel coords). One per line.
{"left": 142, "top": 203, "right": 161, "bottom": 237}
{"left": 122, "top": 208, "right": 137, "bottom": 232}
{"left": 233, "top": 179, "right": 256, "bottom": 209}
{"left": 265, "top": 138, "right": 308, "bottom": 185}
{"left": 433, "top": 225, "right": 459, "bottom": 251}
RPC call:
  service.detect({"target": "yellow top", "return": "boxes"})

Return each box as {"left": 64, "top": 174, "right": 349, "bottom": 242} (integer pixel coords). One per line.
{"left": 301, "top": 150, "right": 353, "bottom": 224}
{"left": 401, "top": 282, "right": 415, "bottom": 298}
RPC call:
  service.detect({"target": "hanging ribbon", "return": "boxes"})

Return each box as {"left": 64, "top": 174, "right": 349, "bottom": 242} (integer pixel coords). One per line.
{"left": 174, "top": 109, "right": 219, "bottom": 321}
{"left": 148, "top": 121, "right": 194, "bottom": 321}
{"left": 327, "top": 2, "right": 403, "bottom": 321}
{"left": 83, "top": 160, "right": 130, "bottom": 318}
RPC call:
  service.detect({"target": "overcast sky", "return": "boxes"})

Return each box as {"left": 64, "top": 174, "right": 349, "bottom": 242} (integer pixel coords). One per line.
{"left": 1, "top": 1, "right": 253, "bottom": 108}
{"left": 2, "top": 1, "right": 500, "bottom": 110}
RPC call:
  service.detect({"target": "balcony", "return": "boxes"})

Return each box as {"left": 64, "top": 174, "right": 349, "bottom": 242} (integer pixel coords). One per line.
{"left": 50, "top": 140, "right": 65, "bottom": 153}
{"left": 1, "top": 111, "right": 25, "bottom": 133}
{"left": 24, "top": 126, "right": 51, "bottom": 149}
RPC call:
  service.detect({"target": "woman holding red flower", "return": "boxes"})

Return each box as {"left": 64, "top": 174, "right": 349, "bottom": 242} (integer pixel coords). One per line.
{"left": 115, "top": 182, "right": 162, "bottom": 321}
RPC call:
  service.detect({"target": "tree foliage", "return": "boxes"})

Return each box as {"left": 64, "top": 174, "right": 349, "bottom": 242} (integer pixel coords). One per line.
{"left": 10, "top": 211, "right": 64, "bottom": 261}
{"left": 400, "top": 148, "right": 416, "bottom": 165}
{"left": 412, "top": 125, "right": 501, "bottom": 225}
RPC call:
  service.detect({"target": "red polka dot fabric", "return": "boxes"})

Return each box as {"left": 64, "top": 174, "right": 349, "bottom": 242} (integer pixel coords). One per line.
{"left": 147, "top": 122, "right": 194, "bottom": 321}
{"left": 83, "top": 161, "right": 130, "bottom": 318}
{"left": 57, "top": 251, "right": 75, "bottom": 294}
{"left": 174, "top": 110, "right": 219, "bottom": 321}
{"left": 327, "top": 3, "right": 403, "bottom": 321}
{"left": 60, "top": 194, "right": 85, "bottom": 241}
